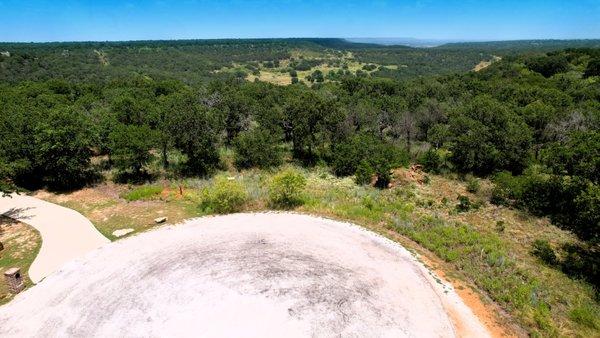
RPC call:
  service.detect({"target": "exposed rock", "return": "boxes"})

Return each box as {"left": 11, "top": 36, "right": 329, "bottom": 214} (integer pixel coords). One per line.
{"left": 112, "top": 228, "right": 134, "bottom": 238}
{"left": 154, "top": 217, "right": 167, "bottom": 224}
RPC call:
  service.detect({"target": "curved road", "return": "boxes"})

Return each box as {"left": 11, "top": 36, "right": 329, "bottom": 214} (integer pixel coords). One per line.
{"left": 0, "top": 193, "right": 109, "bottom": 283}
{"left": 0, "top": 213, "right": 490, "bottom": 337}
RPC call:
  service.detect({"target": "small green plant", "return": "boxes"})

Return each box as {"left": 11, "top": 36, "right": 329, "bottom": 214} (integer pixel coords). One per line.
{"left": 268, "top": 168, "right": 307, "bottom": 209}
{"left": 200, "top": 176, "right": 248, "bottom": 214}
{"left": 121, "top": 185, "right": 163, "bottom": 201}
{"left": 569, "top": 303, "right": 600, "bottom": 329}
{"left": 495, "top": 220, "right": 506, "bottom": 233}
{"left": 466, "top": 176, "right": 480, "bottom": 193}
{"left": 531, "top": 239, "right": 557, "bottom": 266}
{"left": 362, "top": 195, "right": 375, "bottom": 210}
{"left": 455, "top": 195, "right": 472, "bottom": 212}
{"left": 423, "top": 175, "right": 431, "bottom": 185}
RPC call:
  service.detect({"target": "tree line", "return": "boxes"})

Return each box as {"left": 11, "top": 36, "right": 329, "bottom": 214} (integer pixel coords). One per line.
{"left": 1, "top": 47, "right": 599, "bottom": 286}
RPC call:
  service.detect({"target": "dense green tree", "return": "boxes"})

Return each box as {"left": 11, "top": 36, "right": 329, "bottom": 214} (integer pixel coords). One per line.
{"left": 583, "top": 57, "right": 600, "bottom": 78}
{"left": 109, "top": 124, "right": 155, "bottom": 178}
{"left": 233, "top": 127, "right": 283, "bottom": 169}
{"left": 33, "top": 108, "right": 94, "bottom": 190}
{"left": 448, "top": 96, "right": 532, "bottom": 175}
{"left": 542, "top": 130, "right": 600, "bottom": 182}
{"left": 284, "top": 88, "right": 342, "bottom": 162}
{"left": 525, "top": 54, "right": 570, "bottom": 77}
{"left": 167, "top": 93, "right": 220, "bottom": 175}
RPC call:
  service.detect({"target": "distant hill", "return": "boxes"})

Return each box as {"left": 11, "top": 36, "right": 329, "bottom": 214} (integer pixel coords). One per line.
{"left": 2, "top": 38, "right": 600, "bottom": 84}
{"left": 346, "top": 37, "right": 461, "bottom": 47}
{"left": 439, "top": 39, "right": 600, "bottom": 53}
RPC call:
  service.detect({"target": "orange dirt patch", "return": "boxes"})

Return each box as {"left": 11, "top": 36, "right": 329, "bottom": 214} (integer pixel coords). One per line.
{"left": 418, "top": 253, "right": 524, "bottom": 338}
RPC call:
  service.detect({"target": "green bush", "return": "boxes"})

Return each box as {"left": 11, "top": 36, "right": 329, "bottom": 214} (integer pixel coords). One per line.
{"left": 332, "top": 134, "right": 408, "bottom": 189}
{"left": 491, "top": 171, "right": 525, "bottom": 206}
{"left": 331, "top": 133, "right": 409, "bottom": 179}
{"left": 268, "top": 168, "right": 306, "bottom": 209}
{"left": 355, "top": 160, "right": 374, "bottom": 185}
{"left": 531, "top": 239, "right": 557, "bottom": 266}
{"left": 233, "top": 127, "right": 283, "bottom": 169}
{"left": 122, "top": 185, "right": 163, "bottom": 201}
{"left": 419, "top": 149, "right": 443, "bottom": 174}
{"left": 200, "top": 176, "right": 248, "bottom": 214}
{"left": 466, "top": 175, "right": 480, "bottom": 193}
{"left": 456, "top": 195, "right": 472, "bottom": 212}
{"left": 495, "top": 220, "right": 506, "bottom": 233}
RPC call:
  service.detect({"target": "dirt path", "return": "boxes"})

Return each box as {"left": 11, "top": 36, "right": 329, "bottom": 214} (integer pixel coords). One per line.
{"left": 0, "top": 193, "right": 109, "bottom": 283}
{"left": 0, "top": 213, "right": 490, "bottom": 337}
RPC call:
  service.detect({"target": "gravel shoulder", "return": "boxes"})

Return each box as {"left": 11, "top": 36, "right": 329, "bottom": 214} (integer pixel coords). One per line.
{"left": 0, "top": 212, "right": 490, "bottom": 337}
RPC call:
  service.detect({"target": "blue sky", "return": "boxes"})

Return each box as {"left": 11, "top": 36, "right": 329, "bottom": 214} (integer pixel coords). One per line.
{"left": 0, "top": 0, "right": 598, "bottom": 42}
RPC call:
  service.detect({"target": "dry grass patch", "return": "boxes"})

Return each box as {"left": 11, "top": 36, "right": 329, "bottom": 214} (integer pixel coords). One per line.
{"left": 0, "top": 217, "right": 41, "bottom": 305}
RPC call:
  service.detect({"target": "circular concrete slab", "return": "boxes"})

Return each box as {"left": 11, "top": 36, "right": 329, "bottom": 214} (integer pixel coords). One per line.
{"left": 0, "top": 213, "right": 490, "bottom": 337}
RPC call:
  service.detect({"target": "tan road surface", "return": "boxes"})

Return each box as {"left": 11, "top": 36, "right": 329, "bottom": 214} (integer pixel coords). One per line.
{"left": 0, "top": 213, "right": 490, "bottom": 337}
{"left": 0, "top": 193, "right": 109, "bottom": 283}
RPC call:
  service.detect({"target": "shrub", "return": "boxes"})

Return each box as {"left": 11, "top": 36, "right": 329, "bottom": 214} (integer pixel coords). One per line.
{"left": 355, "top": 160, "right": 374, "bottom": 185}
{"left": 200, "top": 176, "right": 248, "bottom": 214}
{"left": 490, "top": 171, "right": 525, "bottom": 206}
{"left": 423, "top": 175, "right": 431, "bottom": 185}
{"left": 362, "top": 64, "right": 377, "bottom": 71}
{"left": 372, "top": 160, "right": 392, "bottom": 189}
{"left": 456, "top": 195, "right": 472, "bottom": 212}
{"left": 122, "top": 185, "right": 163, "bottom": 201}
{"left": 495, "top": 220, "right": 506, "bottom": 233}
{"left": 233, "top": 128, "right": 283, "bottom": 169}
{"left": 559, "top": 243, "right": 599, "bottom": 289}
{"left": 419, "top": 149, "right": 443, "bottom": 174}
{"left": 268, "top": 168, "right": 306, "bottom": 209}
{"left": 531, "top": 239, "right": 557, "bottom": 266}
{"left": 331, "top": 133, "right": 408, "bottom": 189}
{"left": 466, "top": 175, "right": 480, "bottom": 193}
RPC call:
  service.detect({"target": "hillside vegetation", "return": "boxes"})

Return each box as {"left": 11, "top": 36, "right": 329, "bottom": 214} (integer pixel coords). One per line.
{"left": 1, "top": 38, "right": 599, "bottom": 84}
{"left": 1, "top": 41, "right": 599, "bottom": 336}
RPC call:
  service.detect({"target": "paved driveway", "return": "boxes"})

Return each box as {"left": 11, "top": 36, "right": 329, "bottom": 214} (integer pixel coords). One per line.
{"left": 0, "top": 193, "right": 109, "bottom": 283}
{"left": 0, "top": 213, "right": 490, "bottom": 337}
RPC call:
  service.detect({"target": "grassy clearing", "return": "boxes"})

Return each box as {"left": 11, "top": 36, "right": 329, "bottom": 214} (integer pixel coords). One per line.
{"left": 216, "top": 51, "right": 382, "bottom": 86}
{"left": 35, "top": 167, "right": 599, "bottom": 336}
{"left": 121, "top": 185, "right": 163, "bottom": 201}
{"left": 0, "top": 217, "right": 41, "bottom": 305}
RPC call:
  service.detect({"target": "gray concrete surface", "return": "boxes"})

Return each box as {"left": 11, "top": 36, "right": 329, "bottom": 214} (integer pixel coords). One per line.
{"left": 0, "top": 213, "right": 490, "bottom": 337}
